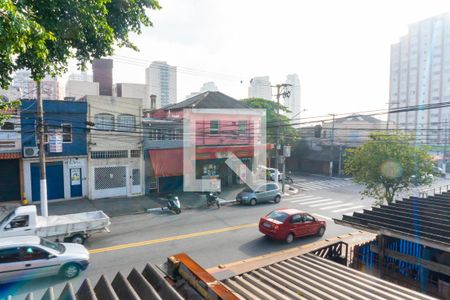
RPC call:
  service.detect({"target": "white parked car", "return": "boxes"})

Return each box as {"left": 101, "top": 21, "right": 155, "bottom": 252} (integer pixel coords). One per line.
{"left": 0, "top": 205, "right": 110, "bottom": 244}
{"left": 0, "top": 236, "right": 90, "bottom": 284}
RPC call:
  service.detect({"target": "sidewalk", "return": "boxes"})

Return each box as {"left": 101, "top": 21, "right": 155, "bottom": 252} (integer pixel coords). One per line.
{"left": 0, "top": 184, "right": 246, "bottom": 218}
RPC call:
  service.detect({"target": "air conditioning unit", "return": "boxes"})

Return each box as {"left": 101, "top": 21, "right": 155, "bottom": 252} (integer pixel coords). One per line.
{"left": 23, "top": 147, "right": 39, "bottom": 158}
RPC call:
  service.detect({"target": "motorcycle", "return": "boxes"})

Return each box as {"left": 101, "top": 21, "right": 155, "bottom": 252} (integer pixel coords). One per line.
{"left": 166, "top": 196, "right": 181, "bottom": 214}
{"left": 285, "top": 171, "right": 294, "bottom": 184}
{"left": 206, "top": 192, "right": 221, "bottom": 208}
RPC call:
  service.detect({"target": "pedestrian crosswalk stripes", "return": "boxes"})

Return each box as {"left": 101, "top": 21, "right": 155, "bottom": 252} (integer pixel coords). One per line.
{"left": 287, "top": 195, "right": 317, "bottom": 201}
{"left": 299, "top": 198, "right": 333, "bottom": 205}
{"left": 292, "top": 179, "right": 354, "bottom": 192}
{"left": 309, "top": 200, "right": 342, "bottom": 208}
{"left": 289, "top": 197, "right": 323, "bottom": 203}
{"left": 284, "top": 192, "right": 370, "bottom": 215}
{"left": 332, "top": 205, "right": 365, "bottom": 213}
{"left": 319, "top": 202, "right": 356, "bottom": 210}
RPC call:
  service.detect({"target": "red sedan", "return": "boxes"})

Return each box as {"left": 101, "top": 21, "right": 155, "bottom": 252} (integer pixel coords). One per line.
{"left": 259, "top": 208, "right": 326, "bottom": 243}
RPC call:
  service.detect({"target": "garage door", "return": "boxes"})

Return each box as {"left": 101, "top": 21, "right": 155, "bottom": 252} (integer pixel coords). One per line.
{"left": 93, "top": 166, "right": 127, "bottom": 198}
{"left": 0, "top": 159, "right": 21, "bottom": 202}
{"left": 31, "top": 162, "right": 64, "bottom": 201}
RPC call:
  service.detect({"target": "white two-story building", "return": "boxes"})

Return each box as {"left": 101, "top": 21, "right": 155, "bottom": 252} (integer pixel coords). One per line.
{"left": 85, "top": 95, "right": 144, "bottom": 199}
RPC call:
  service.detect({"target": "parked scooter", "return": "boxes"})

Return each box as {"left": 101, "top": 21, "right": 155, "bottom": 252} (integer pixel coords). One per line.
{"left": 206, "top": 192, "right": 220, "bottom": 208}
{"left": 166, "top": 196, "right": 181, "bottom": 214}
{"left": 285, "top": 171, "right": 294, "bottom": 184}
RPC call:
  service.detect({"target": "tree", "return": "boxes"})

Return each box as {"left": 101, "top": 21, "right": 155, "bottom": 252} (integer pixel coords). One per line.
{"left": 1, "top": 0, "right": 160, "bottom": 215}
{"left": 241, "top": 98, "right": 298, "bottom": 145}
{"left": 0, "top": 0, "right": 161, "bottom": 86}
{"left": 344, "top": 133, "right": 434, "bottom": 204}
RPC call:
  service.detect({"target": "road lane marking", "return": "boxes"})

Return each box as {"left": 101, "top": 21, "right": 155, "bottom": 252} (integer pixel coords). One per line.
{"left": 309, "top": 200, "right": 342, "bottom": 207}
{"left": 89, "top": 223, "right": 257, "bottom": 254}
{"left": 291, "top": 197, "right": 325, "bottom": 203}
{"left": 332, "top": 205, "right": 365, "bottom": 213}
{"left": 319, "top": 202, "right": 356, "bottom": 210}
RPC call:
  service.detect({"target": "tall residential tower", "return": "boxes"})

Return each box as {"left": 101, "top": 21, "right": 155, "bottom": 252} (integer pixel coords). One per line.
{"left": 146, "top": 61, "right": 177, "bottom": 108}
{"left": 285, "top": 74, "right": 301, "bottom": 122}
{"left": 248, "top": 76, "right": 272, "bottom": 100}
{"left": 388, "top": 13, "right": 450, "bottom": 145}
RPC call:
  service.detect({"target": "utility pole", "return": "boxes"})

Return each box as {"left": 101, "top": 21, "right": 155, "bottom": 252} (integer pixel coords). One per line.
{"left": 329, "top": 114, "right": 336, "bottom": 177}
{"left": 37, "top": 81, "right": 48, "bottom": 217}
{"left": 273, "top": 83, "right": 292, "bottom": 193}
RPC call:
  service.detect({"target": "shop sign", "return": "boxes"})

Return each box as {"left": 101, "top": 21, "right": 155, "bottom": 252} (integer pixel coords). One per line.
{"left": 216, "top": 151, "right": 233, "bottom": 159}
{"left": 70, "top": 168, "right": 81, "bottom": 185}
{"left": 68, "top": 158, "right": 82, "bottom": 168}
{"left": 48, "top": 132, "right": 63, "bottom": 153}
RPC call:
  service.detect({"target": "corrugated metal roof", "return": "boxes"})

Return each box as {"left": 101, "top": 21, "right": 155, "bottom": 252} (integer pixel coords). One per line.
{"left": 9, "top": 263, "right": 185, "bottom": 300}
{"left": 334, "top": 194, "right": 450, "bottom": 251}
{"left": 222, "top": 253, "right": 436, "bottom": 300}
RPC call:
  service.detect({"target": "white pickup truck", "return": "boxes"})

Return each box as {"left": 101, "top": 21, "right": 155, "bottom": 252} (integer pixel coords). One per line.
{"left": 0, "top": 205, "right": 110, "bottom": 244}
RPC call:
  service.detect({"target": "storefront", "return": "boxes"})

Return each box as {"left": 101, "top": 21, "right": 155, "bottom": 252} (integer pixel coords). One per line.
{"left": 0, "top": 153, "right": 22, "bottom": 202}
{"left": 147, "top": 147, "right": 254, "bottom": 193}
{"left": 23, "top": 157, "right": 87, "bottom": 202}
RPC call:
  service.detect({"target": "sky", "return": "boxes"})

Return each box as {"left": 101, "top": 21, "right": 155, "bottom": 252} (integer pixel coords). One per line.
{"left": 69, "top": 0, "right": 450, "bottom": 120}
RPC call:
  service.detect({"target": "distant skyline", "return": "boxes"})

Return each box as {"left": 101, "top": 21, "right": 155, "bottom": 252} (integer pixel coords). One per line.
{"left": 60, "top": 0, "right": 449, "bottom": 120}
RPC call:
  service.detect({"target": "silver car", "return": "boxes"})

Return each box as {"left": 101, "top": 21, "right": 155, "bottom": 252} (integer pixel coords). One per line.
{"left": 236, "top": 183, "right": 282, "bottom": 206}
{"left": 0, "top": 236, "right": 90, "bottom": 284}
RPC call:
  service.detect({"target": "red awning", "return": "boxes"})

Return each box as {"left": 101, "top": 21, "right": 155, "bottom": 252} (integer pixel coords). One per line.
{"left": 0, "top": 152, "right": 21, "bottom": 160}
{"left": 149, "top": 149, "right": 183, "bottom": 177}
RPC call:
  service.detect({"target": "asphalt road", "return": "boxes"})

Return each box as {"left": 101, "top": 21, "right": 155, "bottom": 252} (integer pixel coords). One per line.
{"left": 2, "top": 174, "right": 449, "bottom": 299}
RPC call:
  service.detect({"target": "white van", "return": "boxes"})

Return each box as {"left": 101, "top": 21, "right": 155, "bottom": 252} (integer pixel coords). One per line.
{"left": 0, "top": 236, "right": 90, "bottom": 284}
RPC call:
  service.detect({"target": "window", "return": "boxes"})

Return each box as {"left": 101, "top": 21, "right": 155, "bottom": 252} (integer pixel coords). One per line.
{"left": 266, "top": 211, "right": 289, "bottom": 223}
{"left": 95, "top": 113, "right": 114, "bottom": 131}
{"left": 131, "top": 150, "right": 140, "bottom": 158}
{"left": 7, "top": 215, "right": 29, "bottom": 229}
{"left": 20, "top": 247, "right": 49, "bottom": 261}
{"left": 268, "top": 184, "right": 279, "bottom": 191}
{"left": 238, "top": 121, "right": 247, "bottom": 135}
{"left": 1, "top": 122, "right": 14, "bottom": 130}
{"left": 0, "top": 248, "right": 21, "bottom": 263}
{"left": 304, "top": 214, "right": 315, "bottom": 222}
{"left": 42, "top": 124, "right": 58, "bottom": 143}
{"left": 117, "top": 114, "right": 135, "bottom": 132}
{"left": 62, "top": 124, "right": 72, "bottom": 143}
{"left": 149, "top": 129, "right": 162, "bottom": 140}
{"left": 210, "top": 120, "right": 219, "bottom": 134}
{"left": 90, "top": 150, "right": 128, "bottom": 159}
{"left": 290, "top": 214, "right": 303, "bottom": 224}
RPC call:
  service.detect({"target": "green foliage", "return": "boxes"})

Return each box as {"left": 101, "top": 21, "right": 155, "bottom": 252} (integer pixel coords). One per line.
{"left": 0, "top": 99, "right": 20, "bottom": 125}
{"left": 242, "top": 98, "right": 298, "bottom": 144}
{"left": 344, "top": 132, "right": 434, "bottom": 204}
{"left": 0, "top": 0, "right": 161, "bottom": 87}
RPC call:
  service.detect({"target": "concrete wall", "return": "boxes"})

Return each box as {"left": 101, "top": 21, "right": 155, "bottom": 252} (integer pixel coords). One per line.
{"left": 65, "top": 80, "right": 99, "bottom": 100}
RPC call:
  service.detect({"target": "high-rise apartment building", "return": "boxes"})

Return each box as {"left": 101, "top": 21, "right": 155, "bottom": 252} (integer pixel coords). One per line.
{"left": 145, "top": 61, "right": 177, "bottom": 108}
{"left": 12, "top": 70, "right": 60, "bottom": 100}
{"left": 93, "top": 59, "right": 113, "bottom": 96}
{"left": 285, "top": 74, "right": 301, "bottom": 122}
{"left": 69, "top": 72, "right": 93, "bottom": 82}
{"left": 248, "top": 76, "right": 272, "bottom": 100}
{"left": 388, "top": 13, "right": 450, "bottom": 145}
